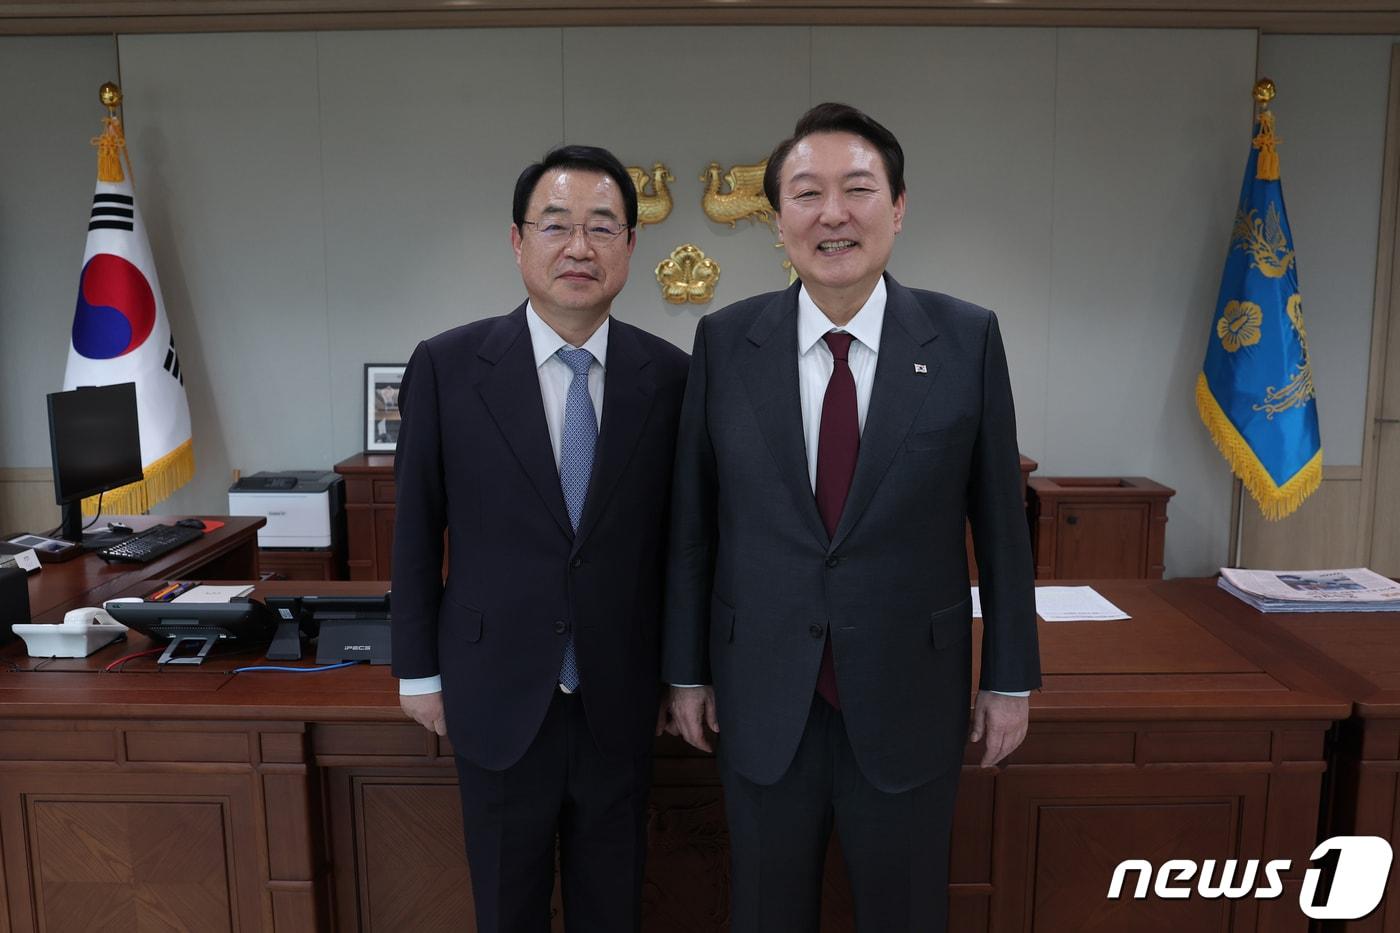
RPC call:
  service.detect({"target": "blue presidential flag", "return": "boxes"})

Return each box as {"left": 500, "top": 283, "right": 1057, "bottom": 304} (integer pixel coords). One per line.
{"left": 1196, "top": 96, "right": 1321, "bottom": 521}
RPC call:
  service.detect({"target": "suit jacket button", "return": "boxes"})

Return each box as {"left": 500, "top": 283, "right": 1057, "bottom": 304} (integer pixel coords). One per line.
{"left": 554, "top": 620, "right": 568, "bottom": 634}
{"left": 825, "top": 556, "right": 839, "bottom": 568}
{"left": 809, "top": 624, "right": 825, "bottom": 639}
{"left": 570, "top": 557, "right": 583, "bottom": 569}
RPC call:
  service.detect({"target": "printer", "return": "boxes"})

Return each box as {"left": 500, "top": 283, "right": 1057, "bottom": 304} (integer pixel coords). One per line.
{"left": 228, "top": 471, "right": 345, "bottom": 548}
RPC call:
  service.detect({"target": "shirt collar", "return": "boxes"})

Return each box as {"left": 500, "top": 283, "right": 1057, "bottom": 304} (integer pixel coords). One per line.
{"left": 797, "top": 276, "right": 887, "bottom": 356}
{"left": 525, "top": 301, "right": 610, "bottom": 370}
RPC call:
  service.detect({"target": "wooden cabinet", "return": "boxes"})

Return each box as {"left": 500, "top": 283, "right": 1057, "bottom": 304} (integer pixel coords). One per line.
{"left": 1028, "top": 476, "right": 1174, "bottom": 580}
{"left": 335, "top": 453, "right": 396, "bottom": 581}
{"left": 259, "top": 547, "right": 346, "bottom": 581}
{"left": 0, "top": 721, "right": 322, "bottom": 933}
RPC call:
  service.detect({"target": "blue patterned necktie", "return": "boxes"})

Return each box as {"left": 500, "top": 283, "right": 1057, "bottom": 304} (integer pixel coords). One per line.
{"left": 556, "top": 346, "right": 596, "bottom": 691}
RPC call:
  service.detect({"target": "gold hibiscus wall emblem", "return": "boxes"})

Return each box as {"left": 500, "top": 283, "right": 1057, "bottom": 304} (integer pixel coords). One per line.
{"left": 1217, "top": 300, "right": 1263, "bottom": 352}
{"left": 656, "top": 243, "right": 721, "bottom": 304}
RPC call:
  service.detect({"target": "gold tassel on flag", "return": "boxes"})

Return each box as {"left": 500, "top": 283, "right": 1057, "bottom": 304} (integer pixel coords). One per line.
{"left": 92, "top": 82, "right": 125, "bottom": 184}
{"left": 1252, "top": 79, "right": 1280, "bottom": 182}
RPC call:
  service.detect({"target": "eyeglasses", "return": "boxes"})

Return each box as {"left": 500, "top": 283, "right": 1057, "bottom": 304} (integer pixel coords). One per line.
{"left": 522, "top": 218, "right": 630, "bottom": 246}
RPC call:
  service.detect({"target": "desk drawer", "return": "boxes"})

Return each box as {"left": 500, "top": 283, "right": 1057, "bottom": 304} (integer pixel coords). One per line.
{"left": 372, "top": 479, "right": 396, "bottom": 504}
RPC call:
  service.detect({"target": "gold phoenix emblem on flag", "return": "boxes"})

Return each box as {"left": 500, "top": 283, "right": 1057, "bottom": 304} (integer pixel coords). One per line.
{"left": 1231, "top": 202, "right": 1294, "bottom": 279}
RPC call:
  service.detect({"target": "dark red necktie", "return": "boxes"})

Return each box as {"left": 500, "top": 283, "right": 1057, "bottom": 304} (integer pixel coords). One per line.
{"left": 814, "top": 331, "right": 858, "bottom": 710}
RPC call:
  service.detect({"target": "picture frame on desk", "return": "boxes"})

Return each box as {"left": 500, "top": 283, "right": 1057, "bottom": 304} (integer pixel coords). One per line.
{"left": 363, "top": 363, "right": 405, "bottom": 452}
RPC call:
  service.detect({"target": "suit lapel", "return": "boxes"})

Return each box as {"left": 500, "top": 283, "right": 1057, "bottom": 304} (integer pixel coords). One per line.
{"left": 572, "top": 321, "right": 656, "bottom": 553}
{"left": 830, "top": 275, "right": 941, "bottom": 551}
{"left": 740, "top": 285, "right": 830, "bottom": 550}
{"left": 475, "top": 305, "right": 574, "bottom": 541}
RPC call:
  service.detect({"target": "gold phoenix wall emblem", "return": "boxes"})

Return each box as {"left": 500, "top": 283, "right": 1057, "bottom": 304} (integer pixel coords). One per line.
{"left": 656, "top": 243, "right": 720, "bottom": 304}
{"left": 701, "top": 158, "right": 776, "bottom": 229}
{"left": 627, "top": 162, "right": 675, "bottom": 227}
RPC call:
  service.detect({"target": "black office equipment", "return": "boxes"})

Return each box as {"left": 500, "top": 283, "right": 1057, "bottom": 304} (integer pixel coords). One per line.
{"left": 0, "top": 566, "right": 30, "bottom": 645}
{"left": 47, "top": 383, "right": 144, "bottom": 544}
{"left": 262, "top": 593, "right": 391, "bottom": 664}
{"left": 104, "top": 598, "right": 279, "bottom": 664}
{"left": 95, "top": 523, "right": 203, "bottom": 563}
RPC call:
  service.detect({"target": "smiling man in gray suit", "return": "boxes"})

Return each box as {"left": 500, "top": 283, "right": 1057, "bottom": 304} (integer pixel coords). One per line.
{"left": 663, "top": 103, "right": 1042, "bottom": 933}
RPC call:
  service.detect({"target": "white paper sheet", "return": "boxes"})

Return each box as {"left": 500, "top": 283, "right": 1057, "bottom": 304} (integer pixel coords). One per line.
{"left": 1034, "top": 586, "right": 1130, "bottom": 621}
{"left": 172, "top": 584, "right": 254, "bottom": 604}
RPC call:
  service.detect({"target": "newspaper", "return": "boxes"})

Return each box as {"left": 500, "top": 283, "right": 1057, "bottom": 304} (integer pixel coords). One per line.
{"left": 1218, "top": 567, "right": 1400, "bottom": 612}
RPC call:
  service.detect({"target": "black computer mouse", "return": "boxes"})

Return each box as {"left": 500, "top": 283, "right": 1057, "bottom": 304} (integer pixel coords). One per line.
{"left": 175, "top": 518, "right": 207, "bottom": 530}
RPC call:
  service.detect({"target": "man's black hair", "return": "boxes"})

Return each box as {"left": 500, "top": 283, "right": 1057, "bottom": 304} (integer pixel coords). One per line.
{"left": 762, "top": 103, "right": 906, "bottom": 211}
{"left": 512, "top": 144, "right": 638, "bottom": 231}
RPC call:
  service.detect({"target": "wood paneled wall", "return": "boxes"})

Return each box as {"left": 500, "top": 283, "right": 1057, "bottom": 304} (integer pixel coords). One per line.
{"left": 0, "top": 468, "right": 58, "bottom": 536}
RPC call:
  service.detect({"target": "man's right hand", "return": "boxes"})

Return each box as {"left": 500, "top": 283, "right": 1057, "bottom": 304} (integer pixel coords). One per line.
{"left": 401, "top": 691, "right": 447, "bottom": 736}
{"left": 667, "top": 685, "right": 719, "bottom": 753}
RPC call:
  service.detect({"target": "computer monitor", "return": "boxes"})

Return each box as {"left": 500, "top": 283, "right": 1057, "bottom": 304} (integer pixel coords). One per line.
{"left": 103, "top": 598, "right": 279, "bottom": 665}
{"left": 47, "top": 383, "right": 144, "bottom": 543}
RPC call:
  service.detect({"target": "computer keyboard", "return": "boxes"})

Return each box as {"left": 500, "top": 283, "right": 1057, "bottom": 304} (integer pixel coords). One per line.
{"left": 96, "top": 523, "right": 204, "bottom": 563}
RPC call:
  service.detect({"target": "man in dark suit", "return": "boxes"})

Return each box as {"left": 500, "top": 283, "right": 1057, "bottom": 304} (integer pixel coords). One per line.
{"left": 663, "top": 103, "right": 1041, "bottom": 932}
{"left": 392, "top": 145, "right": 689, "bottom": 933}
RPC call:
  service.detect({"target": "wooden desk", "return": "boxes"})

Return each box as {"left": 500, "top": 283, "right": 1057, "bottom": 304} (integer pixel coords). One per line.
{"left": 1168, "top": 579, "right": 1400, "bottom": 932}
{"left": 19, "top": 514, "right": 265, "bottom": 623}
{"left": 0, "top": 579, "right": 1350, "bottom": 933}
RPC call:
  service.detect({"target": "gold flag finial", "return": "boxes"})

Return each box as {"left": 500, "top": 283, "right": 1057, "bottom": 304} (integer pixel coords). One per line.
{"left": 1253, "top": 78, "right": 1276, "bottom": 108}
{"left": 1251, "top": 78, "right": 1280, "bottom": 181}
{"left": 99, "top": 81, "right": 122, "bottom": 111}
{"left": 93, "top": 81, "right": 126, "bottom": 184}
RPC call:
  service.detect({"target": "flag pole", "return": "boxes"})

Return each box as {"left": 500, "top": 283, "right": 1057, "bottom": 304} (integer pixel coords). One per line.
{"left": 1229, "top": 476, "right": 1244, "bottom": 569}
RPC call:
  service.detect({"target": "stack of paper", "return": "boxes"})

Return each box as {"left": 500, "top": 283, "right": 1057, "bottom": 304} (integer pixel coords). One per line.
{"left": 1218, "top": 567, "right": 1400, "bottom": 612}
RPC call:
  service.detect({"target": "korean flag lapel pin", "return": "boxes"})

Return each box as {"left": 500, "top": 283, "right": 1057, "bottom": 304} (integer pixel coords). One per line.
{"left": 913, "top": 363, "right": 928, "bottom": 374}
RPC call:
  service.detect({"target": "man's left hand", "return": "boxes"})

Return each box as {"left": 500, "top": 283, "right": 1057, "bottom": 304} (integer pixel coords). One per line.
{"left": 969, "top": 690, "right": 1029, "bottom": 768}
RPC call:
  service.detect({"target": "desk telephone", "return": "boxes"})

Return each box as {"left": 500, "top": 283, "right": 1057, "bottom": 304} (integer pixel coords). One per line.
{"left": 12, "top": 607, "right": 128, "bottom": 657}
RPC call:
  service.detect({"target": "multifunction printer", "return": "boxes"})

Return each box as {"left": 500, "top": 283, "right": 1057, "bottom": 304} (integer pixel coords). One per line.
{"left": 227, "top": 471, "right": 345, "bottom": 549}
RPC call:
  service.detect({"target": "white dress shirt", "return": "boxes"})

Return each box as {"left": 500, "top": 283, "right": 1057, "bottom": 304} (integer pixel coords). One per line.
{"left": 796, "top": 279, "right": 885, "bottom": 490}
{"left": 399, "top": 303, "right": 608, "bottom": 697}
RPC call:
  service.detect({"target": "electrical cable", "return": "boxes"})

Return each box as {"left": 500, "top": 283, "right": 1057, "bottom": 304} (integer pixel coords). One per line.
{"left": 102, "top": 646, "right": 163, "bottom": 671}
{"left": 81, "top": 491, "right": 104, "bottom": 531}
{"left": 231, "top": 661, "right": 360, "bottom": 673}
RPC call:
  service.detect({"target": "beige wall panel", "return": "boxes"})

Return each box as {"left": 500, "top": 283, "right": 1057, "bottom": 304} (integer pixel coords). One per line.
{"left": 559, "top": 25, "right": 812, "bottom": 355}
{"left": 1368, "top": 426, "right": 1400, "bottom": 573}
{"left": 0, "top": 36, "right": 119, "bottom": 467}
{"left": 117, "top": 32, "right": 329, "bottom": 513}
{"left": 0, "top": 469, "right": 60, "bottom": 536}
{"left": 316, "top": 29, "right": 565, "bottom": 459}
{"left": 1043, "top": 28, "right": 1256, "bottom": 577}
{"left": 809, "top": 26, "right": 1057, "bottom": 461}
{"left": 1240, "top": 467, "right": 1363, "bottom": 570}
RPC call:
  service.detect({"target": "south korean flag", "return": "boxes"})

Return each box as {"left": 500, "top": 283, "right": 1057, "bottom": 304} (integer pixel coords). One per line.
{"left": 62, "top": 107, "right": 193, "bottom": 514}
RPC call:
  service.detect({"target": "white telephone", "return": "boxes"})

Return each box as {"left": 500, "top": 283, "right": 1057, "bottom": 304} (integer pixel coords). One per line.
{"left": 61, "top": 607, "right": 127, "bottom": 630}
{"left": 12, "top": 607, "right": 128, "bottom": 658}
